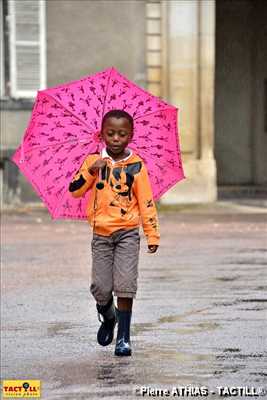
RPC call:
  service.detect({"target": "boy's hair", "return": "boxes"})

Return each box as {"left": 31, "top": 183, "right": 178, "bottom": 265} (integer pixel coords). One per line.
{"left": 101, "top": 109, "right": 134, "bottom": 132}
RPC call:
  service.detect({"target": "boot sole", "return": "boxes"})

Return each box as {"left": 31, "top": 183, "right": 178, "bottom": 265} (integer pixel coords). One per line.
{"left": 114, "top": 350, "right": 132, "bottom": 356}
{"left": 97, "top": 337, "right": 114, "bottom": 346}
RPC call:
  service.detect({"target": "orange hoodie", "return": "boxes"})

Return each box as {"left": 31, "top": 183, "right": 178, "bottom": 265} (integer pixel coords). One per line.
{"left": 69, "top": 148, "right": 160, "bottom": 246}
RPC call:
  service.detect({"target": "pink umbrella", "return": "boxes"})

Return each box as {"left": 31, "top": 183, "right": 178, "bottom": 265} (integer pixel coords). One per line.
{"left": 11, "top": 67, "right": 185, "bottom": 220}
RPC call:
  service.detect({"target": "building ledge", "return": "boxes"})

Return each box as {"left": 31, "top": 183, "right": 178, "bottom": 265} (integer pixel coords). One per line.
{"left": 218, "top": 185, "right": 267, "bottom": 199}
{"left": 0, "top": 98, "right": 34, "bottom": 111}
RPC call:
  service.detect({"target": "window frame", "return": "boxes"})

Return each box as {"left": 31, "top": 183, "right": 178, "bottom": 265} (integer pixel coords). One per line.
{"left": 2, "top": 0, "right": 46, "bottom": 101}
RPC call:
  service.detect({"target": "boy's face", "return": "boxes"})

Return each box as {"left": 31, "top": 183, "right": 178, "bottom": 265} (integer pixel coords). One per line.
{"left": 101, "top": 117, "right": 133, "bottom": 155}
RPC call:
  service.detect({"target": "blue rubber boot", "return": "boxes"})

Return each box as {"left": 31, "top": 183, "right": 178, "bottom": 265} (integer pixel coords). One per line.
{"left": 96, "top": 296, "right": 117, "bottom": 346}
{"left": 114, "top": 309, "right": 132, "bottom": 356}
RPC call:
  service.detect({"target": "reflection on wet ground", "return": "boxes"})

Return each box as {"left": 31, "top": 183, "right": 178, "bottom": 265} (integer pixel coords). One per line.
{"left": 2, "top": 210, "right": 267, "bottom": 399}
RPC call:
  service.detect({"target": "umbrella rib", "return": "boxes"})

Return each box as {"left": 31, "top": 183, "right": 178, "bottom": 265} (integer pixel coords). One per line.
{"left": 42, "top": 92, "right": 97, "bottom": 135}
{"left": 115, "top": 68, "right": 177, "bottom": 111}
{"left": 53, "top": 184, "right": 69, "bottom": 218}
{"left": 52, "top": 173, "right": 90, "bottom": 219}
{"left": 101, "top": 67, "right": 113, "bottom": 120}
{"left": 21, "top": 137, "right": 92, "bottom": 156}
{"left": 133, "top": 107, "right": 177, "bottom": 121}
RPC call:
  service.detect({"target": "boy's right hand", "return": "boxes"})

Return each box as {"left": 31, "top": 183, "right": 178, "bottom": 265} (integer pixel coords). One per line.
{"left": 88, "top": 158, "right": 109, "bottom": 176}
{"left": 147, "top": 245, "right": 159, "bottom": 253}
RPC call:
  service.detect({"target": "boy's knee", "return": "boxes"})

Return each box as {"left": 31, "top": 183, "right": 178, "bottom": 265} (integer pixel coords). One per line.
{"left": 90, "top": 282, "right": 112, "bottom": 305}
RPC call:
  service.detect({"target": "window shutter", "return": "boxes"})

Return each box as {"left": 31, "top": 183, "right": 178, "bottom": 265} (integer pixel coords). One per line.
{"left": 9, "top": 0, "right": 46, "bottom": 98}
{"left": 0, "top": 0, "right": 4, "bottom": 97}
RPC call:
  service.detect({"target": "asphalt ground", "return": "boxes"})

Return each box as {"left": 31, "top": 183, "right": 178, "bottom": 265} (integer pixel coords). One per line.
{"left": 1, "top": 201, "right": 267, "bottom": 399}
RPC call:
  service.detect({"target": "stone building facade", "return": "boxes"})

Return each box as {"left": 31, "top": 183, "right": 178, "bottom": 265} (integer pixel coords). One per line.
{"left": 1, "top": 0, "right": 266, "bottom": 206}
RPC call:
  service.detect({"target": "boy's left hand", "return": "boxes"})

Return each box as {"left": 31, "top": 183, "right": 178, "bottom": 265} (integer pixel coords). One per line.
{"left": 147, "top": 245, "right": 159, "bottom": 253}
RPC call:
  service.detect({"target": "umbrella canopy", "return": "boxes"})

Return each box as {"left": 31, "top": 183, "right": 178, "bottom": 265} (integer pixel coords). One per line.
{"left": 11, "top": 67, "right": 185, "bottom": 219}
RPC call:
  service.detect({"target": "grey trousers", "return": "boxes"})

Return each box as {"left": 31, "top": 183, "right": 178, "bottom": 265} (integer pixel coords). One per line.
{"left": 90, "top": 227, "right": 140, "bottom": 305}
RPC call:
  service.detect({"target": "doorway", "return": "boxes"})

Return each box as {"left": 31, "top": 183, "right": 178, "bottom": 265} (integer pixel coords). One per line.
{"left": 215, "top": 0, "right": 267, "bottom": 186}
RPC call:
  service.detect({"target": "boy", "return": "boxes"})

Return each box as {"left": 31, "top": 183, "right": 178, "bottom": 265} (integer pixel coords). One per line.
{"left": 69, "top": 109, "right": 159, "bottom": 356}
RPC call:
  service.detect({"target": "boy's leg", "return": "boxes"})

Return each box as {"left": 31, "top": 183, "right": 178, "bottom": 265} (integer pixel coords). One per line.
{"left": 90, "top": 233, "right": 117, "bottom": 346}
{"left": 113, "top": 228, "right": 140, "bottom": 300}
{"left": 117, "top": 297, "right": 133, "bottom": 311}
{"left": 112, "top": 228, "right": 140, "bottom": 356}
{"left": 90, "top": 233, "right": 114, "bottom": 305}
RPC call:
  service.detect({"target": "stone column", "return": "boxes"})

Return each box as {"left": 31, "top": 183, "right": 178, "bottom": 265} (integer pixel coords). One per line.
{"left": 160, "top": 0, "right": 217, "bottom": 204}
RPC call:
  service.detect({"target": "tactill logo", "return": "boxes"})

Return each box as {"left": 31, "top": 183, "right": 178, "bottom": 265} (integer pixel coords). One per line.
{"left": 2, "top": 380, "right": 41, "bottom": 398}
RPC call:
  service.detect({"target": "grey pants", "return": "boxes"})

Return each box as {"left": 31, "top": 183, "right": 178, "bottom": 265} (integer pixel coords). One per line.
{"left": 90, "top": 227, "right": 140, "bottom": 305}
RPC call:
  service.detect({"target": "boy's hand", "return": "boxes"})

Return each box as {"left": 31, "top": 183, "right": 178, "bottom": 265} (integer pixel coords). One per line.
{"left": 147, "top": 245, "right": 159, "bottom": 253}
{"left": 88, "top": 158, "right": 109, "bottom": 175}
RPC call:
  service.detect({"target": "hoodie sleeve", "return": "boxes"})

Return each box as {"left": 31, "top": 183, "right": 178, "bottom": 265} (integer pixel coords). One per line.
{"left": 134, "top": 162, "right": 160, "bottom": 246}
{"left": 69, "top": 155, "right": 98, "bottom": 198}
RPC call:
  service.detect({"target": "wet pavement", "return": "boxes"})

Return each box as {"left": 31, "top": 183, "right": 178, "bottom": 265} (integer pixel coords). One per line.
{"left": 1, "top": 201, "right": 267, "bottom": 399}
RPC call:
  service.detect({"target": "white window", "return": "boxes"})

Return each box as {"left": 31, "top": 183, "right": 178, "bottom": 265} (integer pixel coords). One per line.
{"left": 8, "top": 0, "right": 46, "bottom": 98}
{"left": 1, "top": 0, "right": 5, "bottom": 97}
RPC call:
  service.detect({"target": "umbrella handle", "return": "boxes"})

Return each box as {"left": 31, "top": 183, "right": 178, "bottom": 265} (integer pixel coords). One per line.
{"left": 96, "top": 166, "right": 105, "bottom": 190}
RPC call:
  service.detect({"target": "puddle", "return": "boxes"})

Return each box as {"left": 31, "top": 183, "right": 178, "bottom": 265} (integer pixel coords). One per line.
{"left": 213, "top": 298, "right": 267, "bottom": 308}
{"left": 255, "top": 286, "right": 267, "bottom": 291}
{"left": 158, "top": 307, "right": 211, "bottom": 324}
{"left": 223, "top": 348, "right": 240, "bottom": 353}
{"left": 237, "top": 248, "right": 267, "bottom": 253}
{"left": 158, "top": 315, "right": 183, "bottom": 324}
{"left": 224, "top": 259, "right": 266, "bottom": 266}
{"left": 133, "top": 307, "right": 215, "bottom": 336}
{"left": 239, "top": 299, "right": 267, "bottom": 303}
{"left": 213, "top": 364, "right": 246, "bottom": 376}
{"left": 213, "top": 300, "right": 239, "bottom": 307}
{"left": 137, "top": 347, "right": 213, "bottom": 366}
{"left": 175, "top": 321, "right": 220, "bottom": 335}
{"left": 215, "top": 276, "right": 240, "bottom": 282}
{"left": 47, "top": 322, "right": 82, "bottom": 337}
{"left": 249, "top": 372, "right": 267, "bottom": 377}
{"left": 133, "top": 319, "right": 220, "bottom": 337}
{"left": 3, "top": 325, "right": 27, "bottom": 332}
{"left": 238, "top": 307, "right": 266, "bottom": 311}
{"left": 132, "top": 303, "right": 222, "bottom": 339}
{"left": 132, "top": 322, "right": 159, "bottom": 336}
{"left": 217, "top": 352, "right": 266, "bottom": 360}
